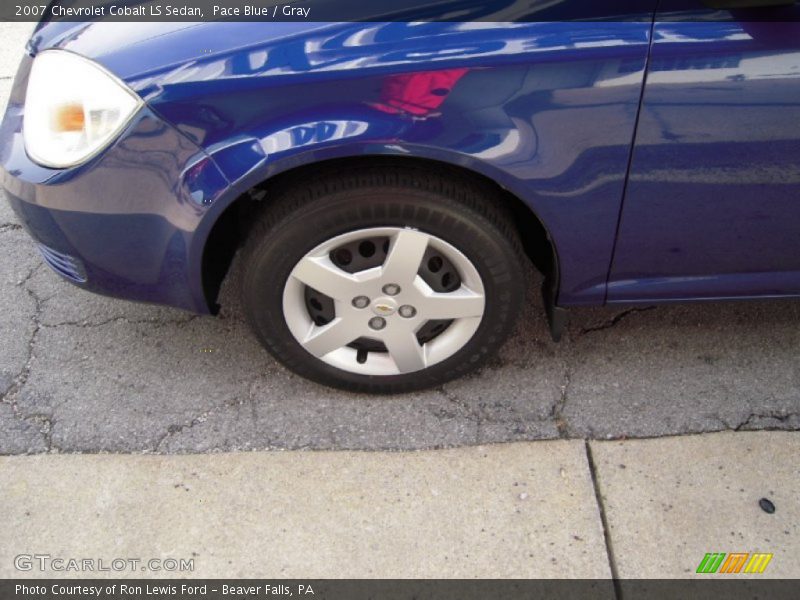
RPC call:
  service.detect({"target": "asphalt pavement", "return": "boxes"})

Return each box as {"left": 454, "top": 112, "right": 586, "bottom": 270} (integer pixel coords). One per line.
{"left": 1, "top": 23, "right": 798, "bottom": 456}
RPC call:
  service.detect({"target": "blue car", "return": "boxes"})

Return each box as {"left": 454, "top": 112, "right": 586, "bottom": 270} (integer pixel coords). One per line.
{"left": 2, "top": 1, "right": 800, "bottom": 392}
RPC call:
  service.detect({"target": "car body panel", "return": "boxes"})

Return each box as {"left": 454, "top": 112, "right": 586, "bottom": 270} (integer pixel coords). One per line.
{"left": 171, "top": 21, "right": 654, "bottom": 306}
{"left": 3, "top": 18, "right": 656, "bottom": 310}
{"left": 608, "top": 1, "right": 800, "bottom": 302}
{"left": 3, "top": 2, "right": 800, "bottom": 317}
{"left": 1, "top": 55, "right": 226, "bottom": 312}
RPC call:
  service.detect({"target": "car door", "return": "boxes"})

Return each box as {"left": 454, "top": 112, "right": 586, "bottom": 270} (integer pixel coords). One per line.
{"left": 608, "top": 0, "right": 800, "bottom": 302}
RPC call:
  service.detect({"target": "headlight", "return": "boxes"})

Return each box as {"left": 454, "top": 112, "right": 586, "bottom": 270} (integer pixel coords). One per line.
{"left": 24, "top": 50, "right": 143, "bottom": 169}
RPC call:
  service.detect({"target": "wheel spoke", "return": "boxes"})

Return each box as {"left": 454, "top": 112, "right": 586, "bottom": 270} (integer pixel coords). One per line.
{"left": 383, "top": 327, "right": 427, "bottom": 373}
{"left": 417, "top": 285, "right": 485, "bottom": 320}
{"left": 381, "top": 229, "right": 430, "bottom": 284}
{"left": 301, "top": 318, "right": 360, "bottom": 357}
{"left": 291, "top": 256, "right": 359, "bottom": 300}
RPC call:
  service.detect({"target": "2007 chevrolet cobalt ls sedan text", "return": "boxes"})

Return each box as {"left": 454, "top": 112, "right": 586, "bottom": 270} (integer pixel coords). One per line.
{"left": 2, "top": 1, "right": 800, "bottom": 393}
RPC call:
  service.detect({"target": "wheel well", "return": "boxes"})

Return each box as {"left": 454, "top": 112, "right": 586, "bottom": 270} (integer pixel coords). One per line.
{"left": 201, "top": 156, "right": 558, "bottom": 311}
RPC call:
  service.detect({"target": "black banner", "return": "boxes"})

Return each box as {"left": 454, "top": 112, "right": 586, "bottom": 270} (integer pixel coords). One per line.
{"left": 2, "top": 0, "right": 800, "bottom": 23}
{"left": 2, "top": 580, "right": 799, "bottom": 600}
{"left": 3, "top": 0, "right": 651, "bottom": 23}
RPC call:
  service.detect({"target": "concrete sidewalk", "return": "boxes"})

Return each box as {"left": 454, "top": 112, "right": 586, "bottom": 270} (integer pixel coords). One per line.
{"left": 2, "top": 431, "right": 798, "bottom": 579}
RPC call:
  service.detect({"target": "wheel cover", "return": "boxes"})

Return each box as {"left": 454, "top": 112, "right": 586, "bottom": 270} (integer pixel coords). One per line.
{"left": 282, "top": 227, "right": 486, "bottom": 376}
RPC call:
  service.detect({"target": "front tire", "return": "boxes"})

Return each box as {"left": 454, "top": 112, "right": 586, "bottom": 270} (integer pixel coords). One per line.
{"left": 240, "top": 167, "right": 526, "bottom": 393}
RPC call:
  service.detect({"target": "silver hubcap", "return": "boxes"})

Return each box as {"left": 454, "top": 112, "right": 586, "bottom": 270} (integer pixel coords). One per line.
{"left": 282, "top": 227, "right": 486, "bottom": 376}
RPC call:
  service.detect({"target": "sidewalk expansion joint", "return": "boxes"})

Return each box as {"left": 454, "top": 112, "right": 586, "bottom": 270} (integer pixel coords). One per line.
{"left": 585, "top": 440, "right": 622, "bottom": 598}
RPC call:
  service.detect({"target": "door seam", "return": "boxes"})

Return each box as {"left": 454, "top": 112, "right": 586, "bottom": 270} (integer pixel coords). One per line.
{"left": 602, "top": 3, "right": 660, "bottom": 305}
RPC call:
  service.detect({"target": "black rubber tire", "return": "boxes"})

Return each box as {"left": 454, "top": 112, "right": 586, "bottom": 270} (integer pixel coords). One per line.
{"left": 240, "top": 165, "right": 526, "bottom": 394}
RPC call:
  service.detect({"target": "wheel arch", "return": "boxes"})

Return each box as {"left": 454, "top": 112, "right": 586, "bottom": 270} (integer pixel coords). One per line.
{"left": 198, "top": 153, "right": 561, "bottom": 321}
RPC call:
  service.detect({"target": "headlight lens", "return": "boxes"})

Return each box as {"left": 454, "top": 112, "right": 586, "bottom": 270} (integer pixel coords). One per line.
{"left": 24, "top": 50, "right": 143, "bottom": 169}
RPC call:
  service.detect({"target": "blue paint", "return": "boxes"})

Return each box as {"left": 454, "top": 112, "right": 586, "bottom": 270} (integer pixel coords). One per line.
{"left": 609, "top": 2, "right": 800, "bottom": 302}
{"left": 3, "top": 1, "right": 800, "bottom": 316}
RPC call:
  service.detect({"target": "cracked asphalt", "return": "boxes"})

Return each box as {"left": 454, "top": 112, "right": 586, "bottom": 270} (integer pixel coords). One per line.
{"left": 1, "top": 24, "right": 798, "bottom": 455}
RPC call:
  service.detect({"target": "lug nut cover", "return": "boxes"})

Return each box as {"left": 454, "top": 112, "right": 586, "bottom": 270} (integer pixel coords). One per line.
{"left": 369, "top": 317, "right": 387, "bottom": 330}
{"left": 352, "top": 296, "right": 370, "bottom": 309}
{"left": 399, "top": 305, "right": 417, "bottom": 318}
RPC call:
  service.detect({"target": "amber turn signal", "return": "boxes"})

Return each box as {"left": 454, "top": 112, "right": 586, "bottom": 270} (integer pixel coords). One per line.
{"left": 53, "top": 103, "right": 85, "bottom": 133}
